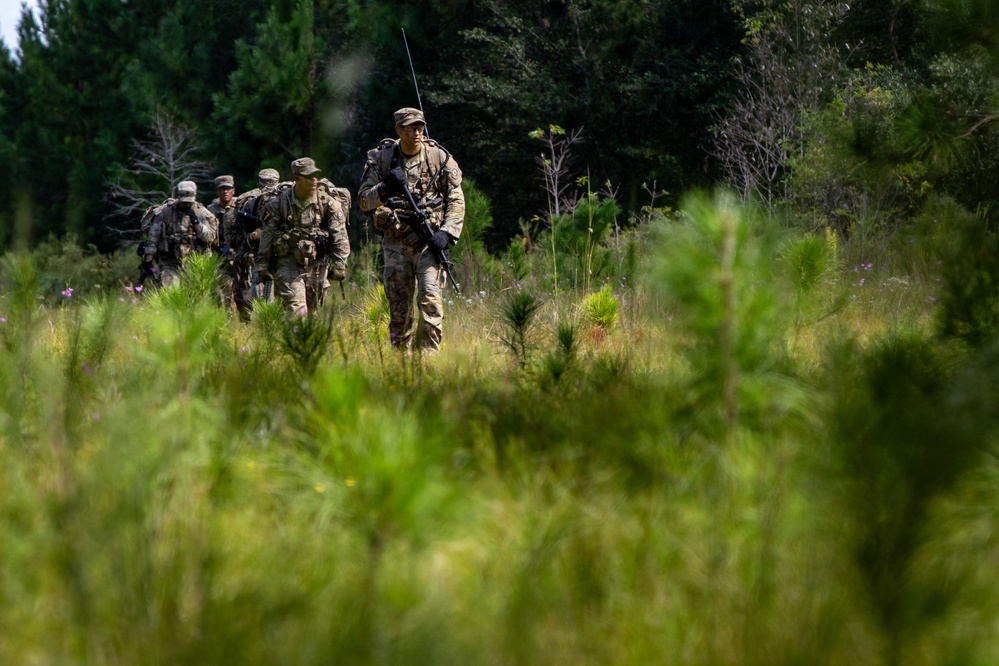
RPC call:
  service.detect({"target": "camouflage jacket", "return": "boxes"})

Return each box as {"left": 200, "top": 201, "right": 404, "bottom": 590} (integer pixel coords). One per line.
{"left": 358, "top": 138, "right": 464, "bottom": 244}
{"left": 256, "top": 185, "right": 350, "bottom": 273}
{"left": 146, "top": 202, "right": 219, "bottom": 258}
{"left": 208, "top": 199, "right": 238, "bottom": 250}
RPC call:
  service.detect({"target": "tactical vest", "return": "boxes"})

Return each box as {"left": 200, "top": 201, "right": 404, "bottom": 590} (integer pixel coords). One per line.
{"left": 263, "top": 182, "right": 349, "bottom": 264}
{"left": 263, "top": 181, "right": 349, "bottom": 230}
{"left": 149, "top": 202, "right": 213, "bottom": 257}
{"left": 368, "top": 138, "right": 450, "bottom": 203}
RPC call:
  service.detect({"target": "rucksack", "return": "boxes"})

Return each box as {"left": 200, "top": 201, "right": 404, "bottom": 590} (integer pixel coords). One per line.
{"left": 318, "top": 178, "right": 351, "bottom": 227}
{"left": 140, "top": 198, "right": 175, "bottom": 237}
{"left": 137, "top": 197, "right": 175, "bottom": 256}
{"left": 261, "top": 180, "right": 351, "bottom": 229}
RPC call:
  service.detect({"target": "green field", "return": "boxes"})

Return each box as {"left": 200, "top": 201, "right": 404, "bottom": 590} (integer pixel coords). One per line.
{"left": 1, "top": 191, "right": 998, "bottom": 665}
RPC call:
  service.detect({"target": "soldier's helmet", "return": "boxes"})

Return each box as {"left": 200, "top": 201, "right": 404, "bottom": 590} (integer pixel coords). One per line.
{"left": 176, "top": 180, "right": 197, "bottom": 203}
{"left": 291, "top": 157, "right": 322, "bottom": 177}
{"left": 394, "top": 107, "right": 425, "bottom": 127}
{"left": 258, "top": 168, "right": 280, "bottom": 188}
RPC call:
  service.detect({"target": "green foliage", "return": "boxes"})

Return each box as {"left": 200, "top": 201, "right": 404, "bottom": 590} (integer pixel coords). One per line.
{"left": 175, "top": 251, "right": 226, "bottom": 306}
{"left": 503, "top": 235, "right": 530, "bottom": 284}
{"left": 250, "top": 297, "right": 286, "bottom": 355}
{"left": 6, "top": 1, "right": 999, "bottom": 662}
{"left": 776, "top": 229, "right": 844, "bottom": 330}
{"left": 4, "top": 210, "right": 999, "bottom": 665}
{"left": 644, "top": 189, "right": 800, "bottom": 437}
{"left": 0, "top": 252, "right": 41, "bottom": 330}
{"left": 580, "top": 284, "right": 620, "bottom": 332}
{"left": 450, "top": 178, "right": 491, "bottom": 262}
{"left": 497, "top": 291, "right": 542, "bottom": 367}
{"left": 824, "top": 330, "right": 979, "bottom": 658}
{"left": 540, "top": 192, "right": 620, "bottom": 290}
{"left": 786, "top": 64, "right": 931, "bottom": 237}
{"left": 936, "top": 206, "right": 999, "bottom": 348}
{"left": 449, "top": 178, "right": 494, "bottom": 289}
{"left": 280, "top": 309, "right": 336, "bottom": 376}
{"left": 212, "top": 0, "right": 329, "bottom": 162}
{"left": 779, "top": 232, "right": 838, "bottom": 296}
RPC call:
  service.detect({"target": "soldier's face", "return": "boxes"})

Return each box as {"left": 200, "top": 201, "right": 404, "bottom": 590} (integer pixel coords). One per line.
{"left": 396, "top": 123, "right": 425, "bottom": 153}
{"left": 294, "top": 174, "right": 318, "bottom": 198}
{"left": 217, "top": 187, "right": 235, "bottom": 205}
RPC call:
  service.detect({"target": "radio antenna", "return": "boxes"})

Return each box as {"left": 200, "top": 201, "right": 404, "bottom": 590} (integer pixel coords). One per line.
{"left": 401, "top": 28, "right": 428, "bottom": 138}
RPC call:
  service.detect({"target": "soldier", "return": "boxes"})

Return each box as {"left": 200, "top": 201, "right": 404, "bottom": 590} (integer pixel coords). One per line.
{"left": 208, "top": 174, "right": 249, "bottom": 316}
{"left": 235, "top": 168, "right": 281, "bottom": 300}
{"left": 236, "top": 168, "right": 282, "bottom": 221}
{"left": 254, "top": 158, "right": 350, "bottom": 315}
{"left": 142, "top": 180, "right": 219, "bottom": 288}
{"left": 357, "top": 107, "right": 465, "bottom": 352}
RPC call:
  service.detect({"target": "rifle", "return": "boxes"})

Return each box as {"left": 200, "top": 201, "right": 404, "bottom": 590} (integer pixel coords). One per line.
{"left": 313, "top": 234, "right": 347, "bottom": 301}
{"left": 137, "top": 261, "right": 159, "bottom": 287}
{"left": 396, "top": 182, "right": 461, "bottom": 295}
{"left": 236, "top": 210, "right": 260, "bottom": 227}
{"left": 135, "top": 241, "right": 160, "bottom": 288}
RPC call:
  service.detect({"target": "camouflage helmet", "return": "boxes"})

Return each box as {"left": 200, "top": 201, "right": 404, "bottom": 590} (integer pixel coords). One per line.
{"left": 176, "top": 180, "right": 197, "bottom": 203}
{"left": 258, "top": 168, "right": 280, "bottom": 187}
{"left": 291, "top": 157, "right": 321, "bottom": 177}
{"left": 394, "top": 107, "right": 425, "bottom": 127}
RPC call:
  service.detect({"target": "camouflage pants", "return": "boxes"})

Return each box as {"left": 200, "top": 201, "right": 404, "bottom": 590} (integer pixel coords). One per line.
{"left": 156, "top": 257, "right": 184, "bottom": 288}
{"left": 383, "top": 242, "right": 446, "bottom": 350}
{"left": 220, "top": 259, "right": 254, "bottom": 318}
{"left": 273, "top": 256, "right": 329, "bottom": 315}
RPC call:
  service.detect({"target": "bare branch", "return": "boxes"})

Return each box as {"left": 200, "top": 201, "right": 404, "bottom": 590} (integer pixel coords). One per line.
{"left": 711, "top": 0, "right": 849, "bottom": 206}
{"left": 102, "top": 110, "right": 214, "bottom": 241}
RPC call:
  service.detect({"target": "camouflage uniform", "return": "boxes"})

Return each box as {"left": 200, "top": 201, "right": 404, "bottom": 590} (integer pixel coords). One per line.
{"left": 144, "top": 180, "right": 219, "bottom": 288}
{"left": 208, "top": 175, "right": 249, "bottom": 315}
{"left": 255, "top": 158, "right": 350, "bottom": 314}
{"left": 357, "top": 107, "right": 465, "bottom": 351}
{"left": 234, "top": 168, "right": 281, "bottom": 300}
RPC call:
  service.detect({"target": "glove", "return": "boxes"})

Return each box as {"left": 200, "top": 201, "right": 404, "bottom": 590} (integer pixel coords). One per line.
{"left": 432, "top": 230, "right": 452, "bottom": 251}
{"left": 330, "top": 266, "right": 346, "bottom": 282}
{"left": 184, "top": 207, "right": 200, "bottom": 226}
{"left": 380, "top": 167, "right": 408, "bottom": 197}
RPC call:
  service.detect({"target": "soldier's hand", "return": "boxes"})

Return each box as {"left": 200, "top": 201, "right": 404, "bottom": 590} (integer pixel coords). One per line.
{"left": 185, "top": 208, "right": 203, "bottom": 229}
{"left": 431, "top": 230, "right": 452, "bottom": 251}
{"left": 248, "top": 228, "right": 262, "bottom": 242}
{"left": 330, "top": 266, "right": 346, "bottom": 282}
{"left": 256, "top": 270, "right": 274, "bottom": 285}
{"left": 380, "top": 167, "right": 407, "bottom": 197}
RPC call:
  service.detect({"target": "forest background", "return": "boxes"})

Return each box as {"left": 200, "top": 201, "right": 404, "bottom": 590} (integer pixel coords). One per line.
{"left": 4, "top": 1, "right": 999, "bottom": 665}
{"left": 0, "top": 0, "right": 995, "bottom": 257}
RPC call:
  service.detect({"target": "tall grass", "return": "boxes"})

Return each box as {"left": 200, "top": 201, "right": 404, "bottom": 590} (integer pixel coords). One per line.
{"left": 0, "top": 190, "right": 997, "bottom": 665}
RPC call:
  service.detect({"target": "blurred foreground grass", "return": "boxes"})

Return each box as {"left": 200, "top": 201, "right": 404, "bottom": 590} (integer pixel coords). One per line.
{"left": 1, "top": 192, "right": 997, "bottom": 665}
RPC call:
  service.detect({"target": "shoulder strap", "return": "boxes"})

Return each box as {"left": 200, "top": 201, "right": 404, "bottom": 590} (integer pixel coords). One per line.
{"left": 142, "top": 198, "right": 175, "bottom": 234}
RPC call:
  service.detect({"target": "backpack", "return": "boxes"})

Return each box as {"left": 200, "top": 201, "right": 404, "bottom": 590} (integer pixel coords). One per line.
{"left": 137, "top": 197, "right": 175, "bottom": 256}
{"left": 318, "top": 178, "right": 351, "bottom": 227}
{"left": 367, "top": 138, "right": 448, "bottom": 186}
{"left": 261, "top": 180, "right": 351, "bottom": 229}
